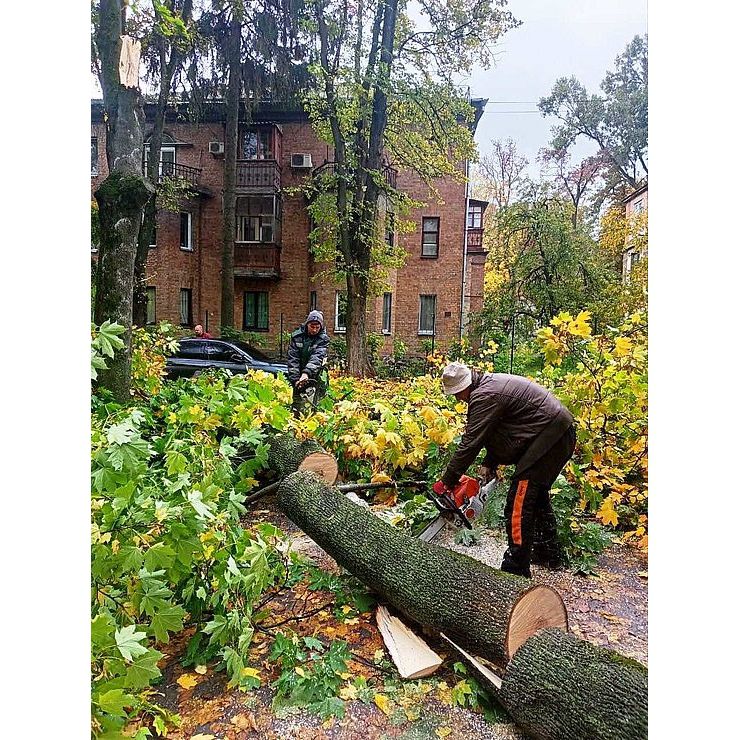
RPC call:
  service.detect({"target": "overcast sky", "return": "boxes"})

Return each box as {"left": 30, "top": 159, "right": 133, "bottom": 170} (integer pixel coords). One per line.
{"left": 463, "top": 0, "right": 648, "bottom": 177}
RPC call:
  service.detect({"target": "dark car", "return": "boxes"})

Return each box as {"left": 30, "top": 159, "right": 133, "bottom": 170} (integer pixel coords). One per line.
{"left": 165, "top": 338, "right": 289, "bottom": 380}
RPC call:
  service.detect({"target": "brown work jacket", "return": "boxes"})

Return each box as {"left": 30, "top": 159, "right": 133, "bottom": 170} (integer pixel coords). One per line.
{"left": 441, "top": 371, "right": 574, "bottom": 488}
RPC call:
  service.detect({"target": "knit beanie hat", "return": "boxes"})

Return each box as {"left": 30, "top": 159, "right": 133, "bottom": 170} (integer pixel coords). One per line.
{"left": 306, "top": 310, "right": 324, "bottom": 328}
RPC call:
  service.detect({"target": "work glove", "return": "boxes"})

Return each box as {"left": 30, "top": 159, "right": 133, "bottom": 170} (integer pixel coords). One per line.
{"left": 296, "top": 372, "right": 309, "bottom": 388}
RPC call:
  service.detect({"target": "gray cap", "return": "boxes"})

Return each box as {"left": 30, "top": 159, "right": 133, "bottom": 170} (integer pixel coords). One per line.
{"left": 306, "top": 310, "right": 324, "bottom": 327}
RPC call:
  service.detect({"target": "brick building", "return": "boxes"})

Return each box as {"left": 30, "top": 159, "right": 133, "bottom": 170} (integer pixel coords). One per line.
{"left": 91, "top": 99, "right": 488, "bottom": 355}
{"left": 621, "top": 181, "right": 648, "bottom": 281}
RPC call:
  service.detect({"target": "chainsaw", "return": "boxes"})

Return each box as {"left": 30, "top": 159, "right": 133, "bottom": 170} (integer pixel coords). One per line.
{"left": 418, "top": 475, "right": 492, "bottom": 542}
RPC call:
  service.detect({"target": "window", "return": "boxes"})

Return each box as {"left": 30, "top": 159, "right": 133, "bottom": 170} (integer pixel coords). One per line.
{"left": 310, "top": 290, "right": 318, "bottom": 311}
{"left": 243, "top": 291, "right": 269, "bottom": 331}
{"left": 418, "top": 295, "right": 437, "bottom": 335}
{"left": 236, "top": 196, "right": 276, "bottom": 243}
{"left": 382, "top": 293, "right": 392, "bottom": 334}
{"left": 175, "top": 340, "right": 203, "bottom": 360}
{"left": 180, "top": 212, "right": 193, "bottom": 250}
{"left": 467, "top": 204, "right": 483, "bottom": 229}
{"left": 335, "top": 292, "right": 347, "bottom": 333}
{"left": 205, "top": 341, "right": 237, "bottom": 362}
{"left": 630, "top": 251, "right": 642, "bottom": 268}
{"left": 633, "top": 199, "right": 644, "bottom": 214}
{"left": 421, "top": 217, "right": 440, "bottom": 258}
{"left": 241, "top": 128, "right": 273, "bottom": 160}
{"left": 146, "top": 287, "right": 156, "bottom": 325}
{"left": 91, "top": 137, "right": 99, "bottom": 176}
{"left": 143, "top": 141, "right": 176, "bottom": 177}
{"left": 180, "top": 288, "right": 193, "bottom": 327}
{"left": 385, "top": 212, "right": 395, "bottom": 249}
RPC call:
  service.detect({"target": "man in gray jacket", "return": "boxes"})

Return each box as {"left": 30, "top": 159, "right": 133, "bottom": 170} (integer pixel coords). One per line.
{"left": 433, "top": 362, "right": 576, "bottom": 577}
{"left": 287, "top": 310, "right": 330, "bottom": 414}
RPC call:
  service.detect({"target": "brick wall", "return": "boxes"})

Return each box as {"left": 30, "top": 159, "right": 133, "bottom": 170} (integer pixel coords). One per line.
{"left": 90, "top": 105, "right": 485, "bottom": 356}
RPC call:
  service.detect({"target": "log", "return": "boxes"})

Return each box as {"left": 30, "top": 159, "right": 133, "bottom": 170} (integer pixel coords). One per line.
{"left": 376, "top": 606, "right": 443, "bottom": 679}
{"left": 497, "top": 628, "right": 648, "bottom": 740}
{"left": 276, "top": 471, "right": 567, "bottom": 664}
{"left": 266, "top": 433, "right": 338, "bottom": 484}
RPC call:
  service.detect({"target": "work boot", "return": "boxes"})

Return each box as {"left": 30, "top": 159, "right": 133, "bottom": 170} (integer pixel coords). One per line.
{"left": 500, "top": 548, "right": 531, "bottom": 578}
{"left": 531, "top": 538, "right": 565, "bottom": 569}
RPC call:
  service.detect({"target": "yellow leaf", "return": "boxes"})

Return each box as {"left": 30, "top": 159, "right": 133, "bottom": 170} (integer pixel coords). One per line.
{"left": 294, "top": 666, "right": 306, "bottom": 677}
{"left": 176, "top": 673, "right": 199, "bottom": 689}
{"left": 194, "top": 664, "right": 207, "bottom": 675}
{"left": 339, "top": 672, "right": 351, "bottom": 680}
{"left": 344, "top": 617, "right": 359, "bottom": 625}
{"left": 340, "top": 684, "right": 358, "bottom": 701}
{"left": 597, "top": 497, "right": 619, "bottom": 528}
{"left": 436, "top": 728, "right": 452, "bottom": 738}
{"left": 371, "top": 471, "right": 392, "bottom": 484}
{"left": 190, "top": 735, "right": 216, "bottom": 740}
{"left": 373, "top": 649, "right": 385, "bottom": 662}
{"left": 240, "top": 666, "right": 261, "bottom": 678}
{"left": 341, "top": 604, "right": 353, "bottom": 614}
{"left": 374, "top": 693, "right": 392, "bottom": 715}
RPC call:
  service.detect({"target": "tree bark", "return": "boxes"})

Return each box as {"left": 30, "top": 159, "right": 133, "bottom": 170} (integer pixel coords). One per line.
{"left": 220, "top": 14, "right": 241, "bottom": 331}
{"left": 94, "top": 0, "right": 154, "bottom": 400}
{"left": 276, "top": 472, "right": 566, "bottom": 665}
{"left": 263, "top": 433, "right": 338, "bottom": 484}
{"left": 497, "top": 627, "right": 648, "bottom": 740}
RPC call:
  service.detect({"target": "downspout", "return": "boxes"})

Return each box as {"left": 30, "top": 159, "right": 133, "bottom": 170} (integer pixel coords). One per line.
{"left": 460, "top": 160, "right": 470, "bottom": 341}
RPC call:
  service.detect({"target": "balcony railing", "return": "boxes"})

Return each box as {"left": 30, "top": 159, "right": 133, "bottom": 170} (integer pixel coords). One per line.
{"left": 236, "top": 160, "right": 281, "bottom": 191}
{"left": 467, "top": 228, "right": 485, "bottom": 253}
{"left": 312, "top": 161, "right": 398, "bottom": 190}
{"left": 234, "top": 243, "right": 281, "bottom": 278}
{"left": 155, "top": 161, "right": 202, "bottom": 188}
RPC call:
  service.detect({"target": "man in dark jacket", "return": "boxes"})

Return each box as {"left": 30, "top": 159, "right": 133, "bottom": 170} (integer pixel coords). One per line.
{"left": 433, "top": 362, "right": 576, "bottom": 577}
{"left": 287, "top": 310, "right": 330, "bottom": 414}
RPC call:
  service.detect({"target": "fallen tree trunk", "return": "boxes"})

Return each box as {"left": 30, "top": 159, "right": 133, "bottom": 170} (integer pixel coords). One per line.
{"left": 266, "top": 433, "right": 338, "bottom": 484}
{"left": 276, "top": 471, "right": 566, "bottom": 664}
{"left": 497, "top": 628, "right": 648, "bottom": 740}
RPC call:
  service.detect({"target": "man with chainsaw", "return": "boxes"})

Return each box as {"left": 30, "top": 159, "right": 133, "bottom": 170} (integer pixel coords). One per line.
{"left": 287, "top": 310, "right": 330, "bottom": 415}
{"left": 434, "top": 362, "right": 576, "bottom": 578}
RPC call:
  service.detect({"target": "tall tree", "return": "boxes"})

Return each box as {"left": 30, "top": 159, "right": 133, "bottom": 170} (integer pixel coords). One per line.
{"left": 474, "top": 138, "right": 530, "bottom": 210}
{"left": 304, "top": 0, "right": 518, "bottom": 375}
{"left": 135, "top": 0, "right": 196, "bottom": 327}
{"left": 538, "top": 148, "right": 606, "bottom": 228}
{"left": 93, "top": 0, "right": 155, "bottom": 400}
{"left": 538, "top": 35, "right": 647, "bottom": 189}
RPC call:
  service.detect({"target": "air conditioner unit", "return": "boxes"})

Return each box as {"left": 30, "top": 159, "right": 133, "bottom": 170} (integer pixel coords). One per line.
{"left": 291, "top": 153, "right": 313, "bottom": 169}
{"left": 209, "top": 141, "right": 225, "bottom": 155}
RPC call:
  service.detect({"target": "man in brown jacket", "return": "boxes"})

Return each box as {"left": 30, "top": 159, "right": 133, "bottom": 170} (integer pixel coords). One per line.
{"left": 433, "top": 362, "right": 576, "bottom": 577}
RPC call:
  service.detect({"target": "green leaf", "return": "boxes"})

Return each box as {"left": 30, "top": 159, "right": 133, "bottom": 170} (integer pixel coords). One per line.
{"left": 124, "top": 650, "right": 163, "bottom": 689}
{"left": 96, "top": 688, "right": 135, "bottom": 717}
{"left": 91, "top": 612, "right": 117, "bottom": 649}
{"left": 150, "top": 605, "right": 186, "bottom": 643}
{"left": 115, "top": 625, "right": 149, "bottom": 662}
{"left": 187, "top": 490, "right": 215, "bottom": 520}
{"left": 303, "top": 636, "right": 323, "bottom": 651}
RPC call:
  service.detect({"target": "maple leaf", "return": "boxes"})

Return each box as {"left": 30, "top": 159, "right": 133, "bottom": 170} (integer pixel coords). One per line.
{"left": 115, "top": 624, "right": 148, "bottom": 662}
{"left": 374, "top": 693, "right": 392, "bottom": 715}
{"left": 176, "top": 673, "right": 199, "bottom": 689}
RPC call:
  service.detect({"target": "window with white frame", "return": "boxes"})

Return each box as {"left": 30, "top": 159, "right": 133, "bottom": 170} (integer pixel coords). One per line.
{"left": 633, "top": 199, "right": 644, "bottom": 214}
{"left": 180, "top": 288, "right": 193, "bottom": 327}
{"left": 241, "top": 128, "right": 273, "bottom": 160}
{"left": 143, "top": 140, "right": 176, "bottom": 177}
{"left": 467, "top": 203, "right": 483, "bottom": 229}
{"left": 180, "top": 212, "right": 193, "bottom": 250}
{"left": 146, "top": 287, "right": 156, "bottom": 325}
{"left": 418, "top": 294, "right": 437, "bottom": 335}
{"left": 335, "top": 292, "right": 347, "bottom": 332}
{"left": 382, "top": 293, "right": 392, "bottom": 334}
{"left": 91, "top": 137, "right": 99, "bottom": 176}
{"left": 421, "top": 217, "right": 440, "bottom": 258}
{"left": 236, "top": 196, "right": 276, "bottom": 243}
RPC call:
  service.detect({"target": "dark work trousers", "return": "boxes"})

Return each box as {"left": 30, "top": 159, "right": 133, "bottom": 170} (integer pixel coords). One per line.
{"left": 501, "top": 425, "right": 577, "bottom": 577}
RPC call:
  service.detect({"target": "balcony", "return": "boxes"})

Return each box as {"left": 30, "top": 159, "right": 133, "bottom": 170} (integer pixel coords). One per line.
{"left": 236, "top": 160, "right": 281, "bottom": 191}
{"left": 234, "top": 243, "right": 281, "bottom": 279}
{"left": 312, "top": 161, "right": 397, "bottom": 189}
{"left": 467, "top": 228, "right": 485, "bottom": 253}
{"left": 155, "top": 161, "right": 202, "bottom": 189}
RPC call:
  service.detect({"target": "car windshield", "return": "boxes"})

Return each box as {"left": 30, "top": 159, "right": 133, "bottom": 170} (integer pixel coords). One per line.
{"left": 229, "top": 340, "right": 273, "bottom": 363}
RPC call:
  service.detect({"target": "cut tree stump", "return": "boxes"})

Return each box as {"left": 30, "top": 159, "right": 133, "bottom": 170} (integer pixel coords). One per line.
{"left": 276, "top": 471, "right": 567, "bottom": 664}
{"left": 497, "top": 628, "right": 648, "bottom": 740}
{"left": 266, "top": 432, "right": 338, "bottom": 485}
{"left": 376, "top": 606, "right": 443, "bottom": 679}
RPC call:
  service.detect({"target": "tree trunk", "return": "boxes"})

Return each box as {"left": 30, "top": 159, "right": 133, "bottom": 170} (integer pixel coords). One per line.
{"left": 276, "top": 472, "right": 567, "bottom": 664}
{"left": 263, "top": 433, "right": 338, "bottom": 484}
{"left": 220, "top": 15, "right": 241, "bottom": 331}
{"left": 345, "top": 271, "right": 370, "bottom": 376}
{"left": 94, "top": 0, "right": 154, "bottom": 400}
{"left": 497, "top": 627, "right": 648, "bottom": 740}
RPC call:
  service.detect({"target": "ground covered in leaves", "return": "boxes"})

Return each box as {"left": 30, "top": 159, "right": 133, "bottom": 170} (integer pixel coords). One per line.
{"left": 151, "top": 502, "right": 647, "bottom": 740}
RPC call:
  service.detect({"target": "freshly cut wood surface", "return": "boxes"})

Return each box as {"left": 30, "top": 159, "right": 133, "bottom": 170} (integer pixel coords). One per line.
{"left": 297, "top": 451, "right": 339, "bottom": 485}
{"left": 266, "top": 433, "right": 339, "bottom": 484}
{"left": 376, "top": 606, "right": 442, "bottom": 679}
{"left": 276, "top": 471, "right": 568, "bottom": 664}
